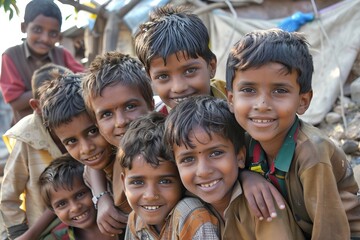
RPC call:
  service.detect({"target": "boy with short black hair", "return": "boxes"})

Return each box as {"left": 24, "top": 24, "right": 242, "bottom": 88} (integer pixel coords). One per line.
{"left": 0, "top": 0, "right": 84, "bottom": 123}
{"left": 118, "top": 111, "right": 219, "bottom": 239}
{"left": 81, "top": 51, "right": 154, "bottom": 236}
{"left": 0, "top": 64, "right": 70, "bottom": 239}
{"left": 134, "top": 5, "right": 226, "bottom": 114}
{"left": 164, "top": 95, "right": 305, "bottom": 239}
{"left": 226, "top": 28, "right": 360, "bottom": 239}
{"left": 39, "top": 154, "right": 117, "bottom": 240}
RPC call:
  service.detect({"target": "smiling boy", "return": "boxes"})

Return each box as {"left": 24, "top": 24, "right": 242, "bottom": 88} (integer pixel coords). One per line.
{"left": 226, "top": 28, "right": 360, "bottom": 239}
{"left": 81, "top": 51, "right": 155, "bottom": 236}
{"left": 135, "top": 5, "right": 226, "bottom": 113}
{"left": 164, "top": 96, "right": 305, "bottom": 239}
{"left": 118, "top": 112, "right": 219, "bottom": 239}
{"left": 0, "top": 0, "right": 84, "bottom": 123}
{"left": 39, "top": 154, "right": 117, "bottom": 240}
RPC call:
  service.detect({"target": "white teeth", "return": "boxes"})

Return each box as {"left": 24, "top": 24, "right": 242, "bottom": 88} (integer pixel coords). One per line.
{"left": 173, "top": 97, "right": 189, "bottom": 104}
{"left": 73, "top": 211, "right": 88, "bottom": 220}
{"left": 200, "top": 179, "right": 219, "bottom": 188}
{"left": 252, "top": 119, "right": 273, "bottom": 123}
{"left": 87, "top": 152, "right": 101, "bottom": 161}
{"left": 143, "top": 206, "right": 160, "bottom": 210}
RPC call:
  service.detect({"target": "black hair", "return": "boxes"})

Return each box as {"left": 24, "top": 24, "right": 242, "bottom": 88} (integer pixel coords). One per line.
{"left": 135, "top": 4, "right": 216, "bottom": 74}
{"left": 39, "top": 154, "right": 85, "bottom": 209}
{"left": 117, "top": 112, "right": 172, "bottom": 169}
{"left": 40, "top": 74, "right": 86, "bottom": 129}
{"left": 164, "top": 95, "right": 245, "bottom": 154}
{"left": 226, "top": 28, "right": 313, "bottom": 93}
{"left": 24, "top": 0, "right": 62, "bottom": 27}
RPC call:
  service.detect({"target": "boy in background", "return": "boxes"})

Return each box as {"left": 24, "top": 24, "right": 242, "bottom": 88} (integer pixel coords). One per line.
{"left": 39, "top": 154, "right": 117, "bottom": 240}
{"left": 134, "top": 5, "right": 226, "bottom": 114}
{"left": 0, "top": 0, "right": 84, "bottom": 123}
{"left": 226, "top": 28, "right": 360, "bottom": 239}
{"left": 118, "top": 112, "right": 219, "bottom": 239}
{"left": 0, "top": 64, "right": 70, "bottom": 239}
{"left": 81, "top": 51, "right": 154, "bottom": 236}
{"left": 164, "top": 96, "right": 305, "bottom": 239}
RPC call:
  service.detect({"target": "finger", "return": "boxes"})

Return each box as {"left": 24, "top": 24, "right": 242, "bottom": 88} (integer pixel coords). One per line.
{"left": 245, "top": 192, "right": 265, "bottom": 220}
{"left": 252, "top": 189, "right": 271, "bottom": 220}
{"left": 98, "top": 222, "right": 124, "bottom": 236}
{"left": 269, "top": 185, "right": 286, "bottom": 210}
{"left": 111, "top": 210, "right": 129, "bottom": 224}
{"left": 260, "top": 185, "right": 278, "bottom": 219}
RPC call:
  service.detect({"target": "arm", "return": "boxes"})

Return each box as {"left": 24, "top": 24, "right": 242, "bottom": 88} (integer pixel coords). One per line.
{"left": 9, "top": 91, "right": 32, "bottom": 112}
{"left": 84, "top": 167, "right": 127, "bottom": 236}
{"left": 239, "top": 170, "right": 285, "bottom": 221}
{"left": 301, "top": 163, "right": 350, "bottom": 239}
{"left": 14, "top": 209, "right": 56, "bottom": 240}
{"left": 62, "top": 48, "right": 84, "bottom": 73}
{"left": 0, "top": 141, "right": 30, "bottom": 239}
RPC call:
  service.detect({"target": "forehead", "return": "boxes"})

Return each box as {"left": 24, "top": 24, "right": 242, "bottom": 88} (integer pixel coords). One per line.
{"left": 49, "top": 177, "right": 85, "bottom": 202}
{"left": 125, "top": 154, "right": 178, "bottom": 177}
{"left": 53, "top": 112, "right": 94, "bottom": 138}
{"left": 26, "top": 14, "right": 60, "bottom": 31}
{"left": 234, "top": 62, "right": 298, "bottom": 84}
{"left": 91, "top": 84, "right": 149, "bottom": 112}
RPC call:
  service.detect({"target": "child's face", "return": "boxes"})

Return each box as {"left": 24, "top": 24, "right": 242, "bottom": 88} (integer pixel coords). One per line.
{"left": 90, "top": 84, "right": 152, "bottom": 147}
{"left": 21, "top": 14, "right": 60, "bottom": 58}
{"left": 148, "top": 52, "right": 216, "bottom": 109}
{"left": 172, "top": 127, "right": 245, "bottom": 215}
{"left": 227, "top": 62, "right": 312, "bottom": 150}
{"left": 122, "top": 155, "right": 183, "bottom": 232}
{"left": 53, "top": 112, "right": 114, "bottom": 170}
{"left": 50, "top": 178, "right": 97, "bottom": 230}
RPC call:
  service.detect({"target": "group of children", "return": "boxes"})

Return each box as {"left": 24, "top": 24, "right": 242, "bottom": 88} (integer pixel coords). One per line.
{"left": 1, "top": 0, "right": 360, "bottom": 239}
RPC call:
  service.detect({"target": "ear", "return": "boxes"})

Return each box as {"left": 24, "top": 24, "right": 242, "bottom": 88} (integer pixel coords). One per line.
{"left": 297, "top": 90, "right": 313, "bottom": 115}
{"left": 237, "top": 146, "right": 246, "bottom": 169}
{"left": 120, "top": 172, "right": 127, "bottom": 193}
{"left": 208, "top": 58, "right": 217, "bottom": 79}
{"left": 227, "top": 90, "right": 235, "bottom": 113}
{"left": 21, "top": 22, "right": 27, "bottom": 33}
{"left": 29, "top": 99, "right": 41, "bottom": 115}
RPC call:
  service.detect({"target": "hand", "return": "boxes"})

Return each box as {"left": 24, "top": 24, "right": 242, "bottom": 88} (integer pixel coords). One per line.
{"left": 239, "top": 170, "right": 286, "bottom": 221}
{"left": 96, "top": 194, "right": 128, "bottom": 236}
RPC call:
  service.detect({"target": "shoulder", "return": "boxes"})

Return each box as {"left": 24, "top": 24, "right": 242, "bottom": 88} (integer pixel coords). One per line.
{"left": 296, "top": 120, "right": 342, "bottom": 161}
{"left": 294, "top": 120, "right": 348, "bottom": 176}
{"left": 172, "top": 197, "right": 216, "bottom": 224}
{"left": 210, "top": 79, "right": 227, "bottom": 99}
{"left": 3, "top": 43, "right": 23, "bottom": 56}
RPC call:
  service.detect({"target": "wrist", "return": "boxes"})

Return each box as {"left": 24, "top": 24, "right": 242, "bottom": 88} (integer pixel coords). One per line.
{"left": 92, "top": 191, "right": 111, "bottom": 209}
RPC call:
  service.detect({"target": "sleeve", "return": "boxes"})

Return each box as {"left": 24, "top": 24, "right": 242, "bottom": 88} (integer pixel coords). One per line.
{"left": 300, "top": 162, "right": 350, "bottom": 239}
{"left": 0, "top": 140, "right": 30, "bottom": 231}
{"left": 62, "top": 48, "right": 85, "bottom": 73}
{"left": 0, "top": 54, "right": 26, "bottom": 103}
{"left": 176, "top": 198, "right": 219, "bottom": 240}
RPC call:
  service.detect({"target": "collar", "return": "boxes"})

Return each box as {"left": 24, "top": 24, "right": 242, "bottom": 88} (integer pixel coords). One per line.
{"left": 23, "top": 41, "right": 54, "bottom": 61}
{"left": 248, "top": 116, "right": 299, "bottom": 173}
{"left": 210, "top": 79, "right": 227, "bottom": 100}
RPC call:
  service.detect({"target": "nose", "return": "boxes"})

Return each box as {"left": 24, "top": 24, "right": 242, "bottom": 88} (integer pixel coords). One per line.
{"left": 80, "top": 139, "right": 95, "bottom": 155}
{"left": 142, "top": 184, "right": 160, "bottom": 201}
{"left": 114, "top": 110, "right": 129, "bottom": 128}
{"left": 196, "top": 157, "right": 213, "bottom": 178}
{"left": 171, "top": 76, "right": 188, "bottom": 93}
{"left": 69, "top": 200, "right": 82, "bottom": 213}
{"left": 253, "top": 95, "right": 271, "bottom": 112}
{"left": 39, "top": 31, "right": 50, "bottom": 43}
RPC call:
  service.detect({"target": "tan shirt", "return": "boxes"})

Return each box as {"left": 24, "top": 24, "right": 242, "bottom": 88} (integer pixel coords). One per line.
{"left": 0, "top": 113, "right": 62, "bottom": 229}
{"left": 286, "top": 120, "right": 360, "bottom": 239}
{"left": 220, "top": 181, "right": 305, "bottom": 240}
